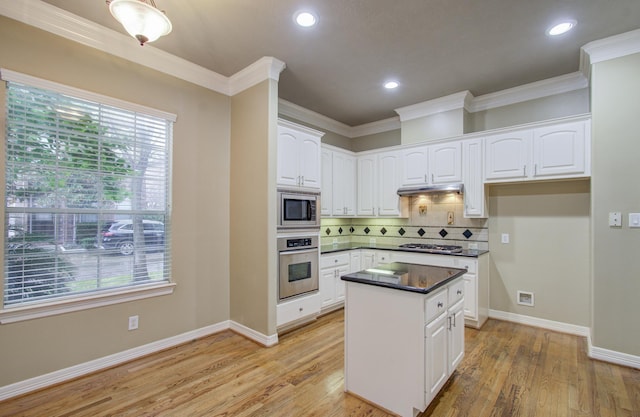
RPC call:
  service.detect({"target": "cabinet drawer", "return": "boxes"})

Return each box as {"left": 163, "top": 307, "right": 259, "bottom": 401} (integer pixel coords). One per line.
{"left": 448, "top": 279, "right": 465, "bottom": 305}
{"left": 425, "top": 289, "right": 448, "bottom": 322}
{"left": 321, "top": 252, "right": 350, "bottom": 269}
{"left": 276, "top": 294, "right": 320, "bottom": 327}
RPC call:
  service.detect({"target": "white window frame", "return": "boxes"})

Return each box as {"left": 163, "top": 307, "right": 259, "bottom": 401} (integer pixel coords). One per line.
{"left": 0, "top": 69, "right": 176, "bottom": 324}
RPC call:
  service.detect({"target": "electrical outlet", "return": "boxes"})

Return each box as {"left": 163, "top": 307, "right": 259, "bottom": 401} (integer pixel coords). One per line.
{"left": 609, "top": 212, "right": 622, "bottom": 227}
{"left": 128, "top": 315, "right": 139, "bottom": 331}
{"left": 501, "top": 233, "right": 510, "bottom": 244}
{"left": 517, "top": 291, "right": 534, "bottom": 306}
{"left": 468, "top": 242, "right": 478, "bottom": 250}
{"left": 369, "top": 238, "right": 376, "bottom": 246}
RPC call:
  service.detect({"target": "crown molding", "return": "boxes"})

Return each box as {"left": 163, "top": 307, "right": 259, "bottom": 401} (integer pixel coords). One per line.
{"left": 581, "top": 28, "right": 640, "bottom": 65}
{"left": 0, "top": 0, "right": 282, "bottom": 97}
{"left": 470, "top": 72, "right": 588, "bottom": 112}
{"left": 278, "top": 99, "right": 353, "bottom": 137}
{"left": 229, "top": 57, "right": 286, "bottom": 96}
{"left": 350, "top": 117, "right": 401, "bottom": 137}
{"left": 394, "top": 91, "right": 473, "bottom": 122}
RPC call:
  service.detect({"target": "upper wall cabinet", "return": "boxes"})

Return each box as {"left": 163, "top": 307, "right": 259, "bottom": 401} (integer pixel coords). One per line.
{"left": 484, "top": 119, "right": 590, "bottom": 183}
{"left": 357, "top": 150, "right": 408, "bottom": 217}
{"left": 277, "top": 119, "right": 323, "bottom": 190}
{"left": 532, "top": 121, "right": 589, "bottom": 178}
{"left": 401, "top": 142, "right": 462, "bottom": 186}
{"left": 322, "top": 145, "right": 356, "bottom": 217}
{"left": 462, "top": 139, "right": 487, "bottom": 218}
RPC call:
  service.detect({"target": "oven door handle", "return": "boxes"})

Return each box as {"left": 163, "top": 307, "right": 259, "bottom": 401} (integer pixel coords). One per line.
{"left": 279, "top": 248, "right": 318, "bottom": 256}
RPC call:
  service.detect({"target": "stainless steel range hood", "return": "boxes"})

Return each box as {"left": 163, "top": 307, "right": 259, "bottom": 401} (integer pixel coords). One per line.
{"left": 397, "top": 183, "right": 464, "bottom": 196}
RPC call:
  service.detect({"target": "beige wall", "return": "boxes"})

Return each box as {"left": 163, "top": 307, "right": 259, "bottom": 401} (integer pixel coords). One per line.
{"left": 591, "top": 53, "right": 640, "bottom": 355}
{"left": 487, "top": 181, "right": 591, "bottom": 326}
{"left": 351, "top": 129, "right": 401, "bottom": 152}
{"left": 0, "top": 17, "right": 232, "bottom": 386}
{"left": 230, "top": 80, "right": 278, "bottom": 337}
{"left": 468, "top": 89, "right": 590, "bottom": 132}
{"left": 401, "top": 109, "right": 465, "bottom": 144}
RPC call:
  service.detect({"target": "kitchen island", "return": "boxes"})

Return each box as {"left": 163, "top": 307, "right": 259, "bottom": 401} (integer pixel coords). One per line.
{"left": 341, "top": 262, "right": 467, "bottom": 417}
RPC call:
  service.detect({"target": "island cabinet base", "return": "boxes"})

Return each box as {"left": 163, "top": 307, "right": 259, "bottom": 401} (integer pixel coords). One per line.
{"left": 344, "top": 278, "right": 464, "bottom": 417}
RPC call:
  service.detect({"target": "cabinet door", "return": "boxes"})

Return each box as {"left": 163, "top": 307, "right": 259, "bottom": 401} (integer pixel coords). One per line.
{"left": 533, "top": 121, "right": 586, "bottom": 178}
{"left": 401, "top": 146, "right": 429, "bottom": 186}
{"left": 319, "top": 268, "right": 336, "bottom": 309}
{"left": 357, "top": 155, "right": 377, "bottom": 216}
{"left": 320, "top": 148, "right": 333, "bottom": 216}
{"left": 332, "top": 151, "right": 356, "bottom": 216}
{"left": 349, "top": 252, "right": 361, "bottom": 273}
{"left": 377, "top": 151, "right": 403, "bottom": 216}
{"left": 335, "top": 265, "right": 349, "bottom": 302}
{"left": 299, "top": 134, "right": 321, "bottom": 189}
{"left": 462, "top": 139, "right": 486, "bottom": 218}
{"left": 448, "top": 299, "right": 465, "bottom": 373}
{"left": 485, "top": 131, "right": 531, "bottom": 181}
{"left": 277, "top": 127, "right": 301, "bottom": 187}
{"left": 425, "top": 312, "right": 448, "bottom": 403}
{"left": 429, "top": 142, "right": 462, "bottom": 184}
{"left": 360, "top": 251, "right": 376, "bottom": 269}
{"left": 463, "top": 274, "right": 477, "bottom": 320}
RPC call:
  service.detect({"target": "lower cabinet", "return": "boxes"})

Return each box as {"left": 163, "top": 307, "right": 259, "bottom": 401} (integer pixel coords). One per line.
{"left": 344, "top": 276, "right": 465, "bottom": 417}
{"left": 319, "top": 252, "right": 351, "bottom": 313}
{"left": 392, "top": 251, "right": 489, "bottom": 328}
{"left": 276, "top": 292, "right": 321, "bottom": 331}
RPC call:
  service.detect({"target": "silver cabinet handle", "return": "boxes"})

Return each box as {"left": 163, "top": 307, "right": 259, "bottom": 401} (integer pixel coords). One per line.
{"left": 457, "top": 289, "right": 462, "bottom": 295}
{"left": 431, "top": 173, "right": 434, "bottom": 183}
{"left": 534, "top": 164, "right": 537, "bottom": 176}
{"left": 424, "top": 174, "right": 427, "bottom": 183}
{"left": 437, "top": 302, "right": 443, "bottom": 308}
{"left": 301, "top": 175, "right": 304, "bottom": 185}
{"left": 523, "top": 165, "right": 527, "bottom": 176}
{"left": 448, "top": 315, "right": 452, "bottom": 330}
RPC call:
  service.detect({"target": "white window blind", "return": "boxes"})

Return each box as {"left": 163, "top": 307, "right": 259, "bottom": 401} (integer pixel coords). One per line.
{"left": 3, "top": 72, "right": 173, "bottom": 308}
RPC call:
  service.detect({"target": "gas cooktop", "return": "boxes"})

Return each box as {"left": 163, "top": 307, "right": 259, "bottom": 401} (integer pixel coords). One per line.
{"left": 398, "top": 243, "right": 463, "bottom": 254}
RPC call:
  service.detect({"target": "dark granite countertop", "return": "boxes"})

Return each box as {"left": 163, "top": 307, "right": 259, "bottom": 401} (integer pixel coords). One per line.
{"left": 320, "top": 242, "right": 488, "bottom": 258}
{"left": 341, "top": 262, "right": 467, "bottom": 294}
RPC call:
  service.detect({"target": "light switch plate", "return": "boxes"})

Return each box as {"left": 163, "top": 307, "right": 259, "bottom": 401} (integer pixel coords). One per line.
{"left": 609, "top": 212, "right": 622, "bottom": 227}
{"left": 629, "top": 213, "right": 640, "bottom": 228}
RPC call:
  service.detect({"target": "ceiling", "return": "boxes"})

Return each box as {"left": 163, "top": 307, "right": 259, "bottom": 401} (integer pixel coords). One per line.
{"left": 40, "top": 0, "right": 640, "bottom": 127}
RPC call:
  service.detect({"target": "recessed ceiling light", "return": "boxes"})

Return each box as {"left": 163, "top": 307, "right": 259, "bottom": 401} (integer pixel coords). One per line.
{"left": 547, "top": 20, "right": 577, "bottom": 36}
{"left": 384, "top": 81, "right": 399, "bottom": 89}
{"left": 295, "top": 11, "right": 317, "bottom": 27}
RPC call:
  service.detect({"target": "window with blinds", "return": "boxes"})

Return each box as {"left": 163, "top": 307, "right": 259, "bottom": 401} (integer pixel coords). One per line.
{"left": 3, "top": 71, "right": 173, "bottom": 308}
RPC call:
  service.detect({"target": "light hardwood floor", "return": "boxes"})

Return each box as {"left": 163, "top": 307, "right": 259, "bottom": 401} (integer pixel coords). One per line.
{"left": 1, "top": 310, "right": 639, "bottom": 416}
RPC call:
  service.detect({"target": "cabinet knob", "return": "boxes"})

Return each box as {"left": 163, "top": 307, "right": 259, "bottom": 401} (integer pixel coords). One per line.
{"left": 335, "top": 259, "right": 338, "bottom": 263}
{"left": 437, "top": 302, "right": 443, "bottom": 308}
{"left": 299, "top": 307, "right": 303, "bottom": 312}
{"left": 457, "top": 289, "right": 462, "bottom": 295}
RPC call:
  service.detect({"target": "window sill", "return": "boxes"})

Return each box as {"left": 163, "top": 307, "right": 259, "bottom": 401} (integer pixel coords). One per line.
{"left": 0, "top": 282, "right": 176, "bottom": 324}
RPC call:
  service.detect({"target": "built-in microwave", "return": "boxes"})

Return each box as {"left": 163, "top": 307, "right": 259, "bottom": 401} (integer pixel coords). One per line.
{"left": 277, "top": 189, "right": 320, "bottom": 230}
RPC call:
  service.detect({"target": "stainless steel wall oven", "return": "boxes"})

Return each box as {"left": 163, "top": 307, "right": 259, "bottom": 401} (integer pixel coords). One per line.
{"left": 277, "top": 234, "right": 319, "bottom": 301}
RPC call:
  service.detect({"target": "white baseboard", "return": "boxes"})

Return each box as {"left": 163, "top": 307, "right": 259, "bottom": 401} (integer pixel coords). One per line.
{"left": 588, "top": 334, "right": 640, "bottom": 370}
{"left": 0, "top": 319, "right": 277, "bottom": 401}
{"left": 229, "top": 321, "right": 279, "bottom": 347}
{"left": 489, "top": 309, "right": 590, "bottom": 336}
{"left": 489, "top": 309, "right": 640, "bottom": 369}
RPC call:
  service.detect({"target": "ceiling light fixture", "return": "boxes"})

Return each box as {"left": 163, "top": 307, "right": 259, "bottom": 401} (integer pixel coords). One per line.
{"left": 384, "top": 81, "right": 399, "bottom": 89}
{"left": 547, "top": 20, "right": 577, "bottom": 36}
{"left": 295, "top": 11, "right": 317, "bottom": 27}
{"left": 107, "top": 0, "right": 172, "bottom": 46}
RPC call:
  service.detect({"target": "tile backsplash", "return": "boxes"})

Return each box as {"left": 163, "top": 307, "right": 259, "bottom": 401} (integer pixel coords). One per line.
{"left": 321, "top": 194, "right": 488, "bottom": 250}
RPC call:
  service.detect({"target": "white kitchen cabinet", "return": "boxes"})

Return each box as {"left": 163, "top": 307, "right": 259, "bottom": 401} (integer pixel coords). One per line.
{"left": 400, "top": 145, "right": 429, "bottom": 186}
{"left": 400, "top": 142, "right": 461, "bottom": 186}
{"left": 391, "top": 251, "right": 489, "bottom": 329}
{"left": 532, "top": 120, "right": 589, "bottom": 178}
{"left": 331, "top": 150, "right": 356, "bottom": 216}
{"left": 484, "top": 130, "right": 531, "bottom": 181}
{"left": 462, "top": 138, "right": 487, "bottom": 218}
{"left": 320, "top": 252, "right": 350, "bottom": 312}
{"left": 320, "top": 147, "right": 333, "bottom": 216}
{"left": 358, "top": 249, "right": 392, "bottom": 269}
{"left": 276, "top": 292, "right": 321, "bottom": 331}
{"left": 349, "top": 251, "right": 361, "bottom": 273}
{"left": 357, "top": 151, "right": 408, "bottom": 217}
{"left": 429, "top": 142, "right": 462, "bottom": 184}
{"left": 484, "top": 119, "right": 590, "bottom": 183}
{"left": 277, "top": 119, "right": 323, "bottom": 190}
{"left": 344, "top": 276, "right": 465, "bottom": 417}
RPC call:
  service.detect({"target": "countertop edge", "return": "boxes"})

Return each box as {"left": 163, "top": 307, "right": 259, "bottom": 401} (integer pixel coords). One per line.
{"left": 321, "top": 244, "right": 488, "bottom": 258}
{"left": 341, "top": 264, "right": 467, "bottom": 295}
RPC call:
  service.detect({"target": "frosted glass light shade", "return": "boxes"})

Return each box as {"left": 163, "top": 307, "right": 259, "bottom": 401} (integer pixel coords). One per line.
{"left": 109, "top": 0, "right": 172, "bottom": 45}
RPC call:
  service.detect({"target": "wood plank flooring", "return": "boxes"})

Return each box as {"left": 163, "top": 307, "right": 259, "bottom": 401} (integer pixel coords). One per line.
{"left": 1, "top": 310, "right": 639, "bottom": 416}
